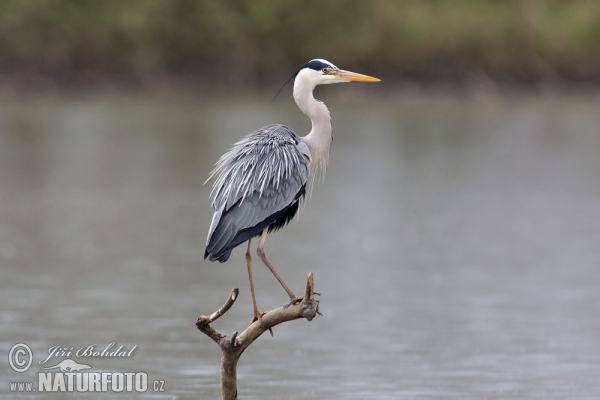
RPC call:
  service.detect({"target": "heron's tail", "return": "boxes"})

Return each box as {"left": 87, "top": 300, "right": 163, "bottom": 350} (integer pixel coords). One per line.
{"left": 204, "top": 248, "right": 232, "bottom": 263}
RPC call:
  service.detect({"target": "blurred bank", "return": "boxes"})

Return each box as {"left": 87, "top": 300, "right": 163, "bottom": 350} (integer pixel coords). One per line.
{"left": 1, "top": 0, "right": 600, "bottom": 91}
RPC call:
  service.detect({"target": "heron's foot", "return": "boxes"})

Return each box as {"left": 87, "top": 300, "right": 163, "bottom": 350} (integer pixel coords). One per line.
{"left": 249, "top": 311, "right": 275, "bottom": 335}
{"left": 250, "top": 311, "right": 267, "bottom": 328}
{"left": 284, "top": 296, "right": 303, "bottom": 308}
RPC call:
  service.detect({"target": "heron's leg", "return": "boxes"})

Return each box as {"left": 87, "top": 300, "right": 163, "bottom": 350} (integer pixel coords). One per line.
{"left": 257, "top": 229, "right": 299, "bottom": 302}
{"left": 245, "top": 239, "right": 263, "bottom": 324}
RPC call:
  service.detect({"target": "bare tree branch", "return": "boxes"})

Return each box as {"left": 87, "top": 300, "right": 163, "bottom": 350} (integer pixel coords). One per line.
{"left": 196, "top": 288, "right": 239, "bottom": 345}
{"left": 196, "top": 273, "right": 320, "bottom": 400}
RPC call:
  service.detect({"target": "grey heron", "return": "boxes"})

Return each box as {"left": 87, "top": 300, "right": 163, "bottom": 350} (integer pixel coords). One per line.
{"left": 205, "top": 59, "right": 380, "bottom": 323}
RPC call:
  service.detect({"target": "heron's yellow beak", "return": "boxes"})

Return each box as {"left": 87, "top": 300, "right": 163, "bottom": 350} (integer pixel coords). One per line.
{"left": 335, "top": 70, "right": 381, "bottom": 82}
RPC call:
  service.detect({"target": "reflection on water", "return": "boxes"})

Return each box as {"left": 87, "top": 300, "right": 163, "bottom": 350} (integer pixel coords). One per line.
{"left": 1, "top": 92, "right": 600, "bottom": 399}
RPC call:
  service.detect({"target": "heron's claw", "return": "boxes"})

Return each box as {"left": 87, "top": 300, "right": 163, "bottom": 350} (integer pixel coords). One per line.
{"left": 249, "top": 311, "right": 275, "bottom": 335}
{"left": 250, "top": 311, "right": 267, "bottom": 328}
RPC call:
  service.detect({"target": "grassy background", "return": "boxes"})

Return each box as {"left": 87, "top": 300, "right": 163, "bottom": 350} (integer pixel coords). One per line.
{"left": 1, "top": 0, "right": 599, "bottom": 89}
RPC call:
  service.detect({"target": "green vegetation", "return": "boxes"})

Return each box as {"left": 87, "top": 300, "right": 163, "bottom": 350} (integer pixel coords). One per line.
{"left": 1, "top": 0, "right": 599, "bottom": 88}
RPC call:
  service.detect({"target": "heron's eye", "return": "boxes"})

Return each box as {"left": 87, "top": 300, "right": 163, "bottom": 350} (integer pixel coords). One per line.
{"left": 322, "top": 68, "right": 329, "bottom": 74}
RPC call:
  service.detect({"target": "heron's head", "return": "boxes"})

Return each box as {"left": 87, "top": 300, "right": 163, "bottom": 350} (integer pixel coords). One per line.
{"left": 271, "top": 59, "right": 380, "bottom": 102}
{"left": 298, "top": 59, "right": 381, "bottom": 86}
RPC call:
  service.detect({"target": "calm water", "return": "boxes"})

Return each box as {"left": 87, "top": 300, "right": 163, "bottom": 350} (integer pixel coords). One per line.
{"left": 1, "top": 91, "right": 600, "bottom": 399}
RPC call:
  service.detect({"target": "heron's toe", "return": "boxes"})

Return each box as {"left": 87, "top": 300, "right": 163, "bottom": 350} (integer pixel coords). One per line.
{"left": 285, "top": 296, "right": 303, "bottom": 308}
{"left": 250, "top": 310, "right": 267, "bottom": 328}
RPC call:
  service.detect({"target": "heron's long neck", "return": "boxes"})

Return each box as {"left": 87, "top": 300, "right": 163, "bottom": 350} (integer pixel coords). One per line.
{"left": 293, "top": 81, "right": 332, "bottom": 178}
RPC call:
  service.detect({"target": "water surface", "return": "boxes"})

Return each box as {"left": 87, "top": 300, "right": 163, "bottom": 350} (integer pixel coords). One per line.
{"left": 1, "top": 91, "right": 599, "bottom": 399}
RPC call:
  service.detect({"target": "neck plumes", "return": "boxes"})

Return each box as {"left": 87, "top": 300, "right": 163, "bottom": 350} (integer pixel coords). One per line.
{"left": 293, "top": 76, "right": 332, "bottom": 183}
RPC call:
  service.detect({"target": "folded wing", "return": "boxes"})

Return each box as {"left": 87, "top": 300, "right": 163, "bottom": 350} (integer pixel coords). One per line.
{"left": 205, "top": 124, "right": 311, "bottom": 262}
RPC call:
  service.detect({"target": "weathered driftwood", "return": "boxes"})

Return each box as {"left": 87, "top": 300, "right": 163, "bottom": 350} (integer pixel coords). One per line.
{"left": 196, "top": 273, "right": 320, "bottom": 400}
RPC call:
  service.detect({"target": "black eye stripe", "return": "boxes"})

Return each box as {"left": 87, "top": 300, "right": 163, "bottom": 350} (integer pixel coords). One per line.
{"left": 271, "top": 60, "right": 335, "bottom": 103}
{"left": 304, "top": 60, "right": 332, "bottom": 71}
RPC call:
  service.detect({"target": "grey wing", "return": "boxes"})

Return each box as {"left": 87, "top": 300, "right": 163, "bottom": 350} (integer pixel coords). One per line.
{"left": 205, "top": 124, "right": 311, "bottom": 262}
